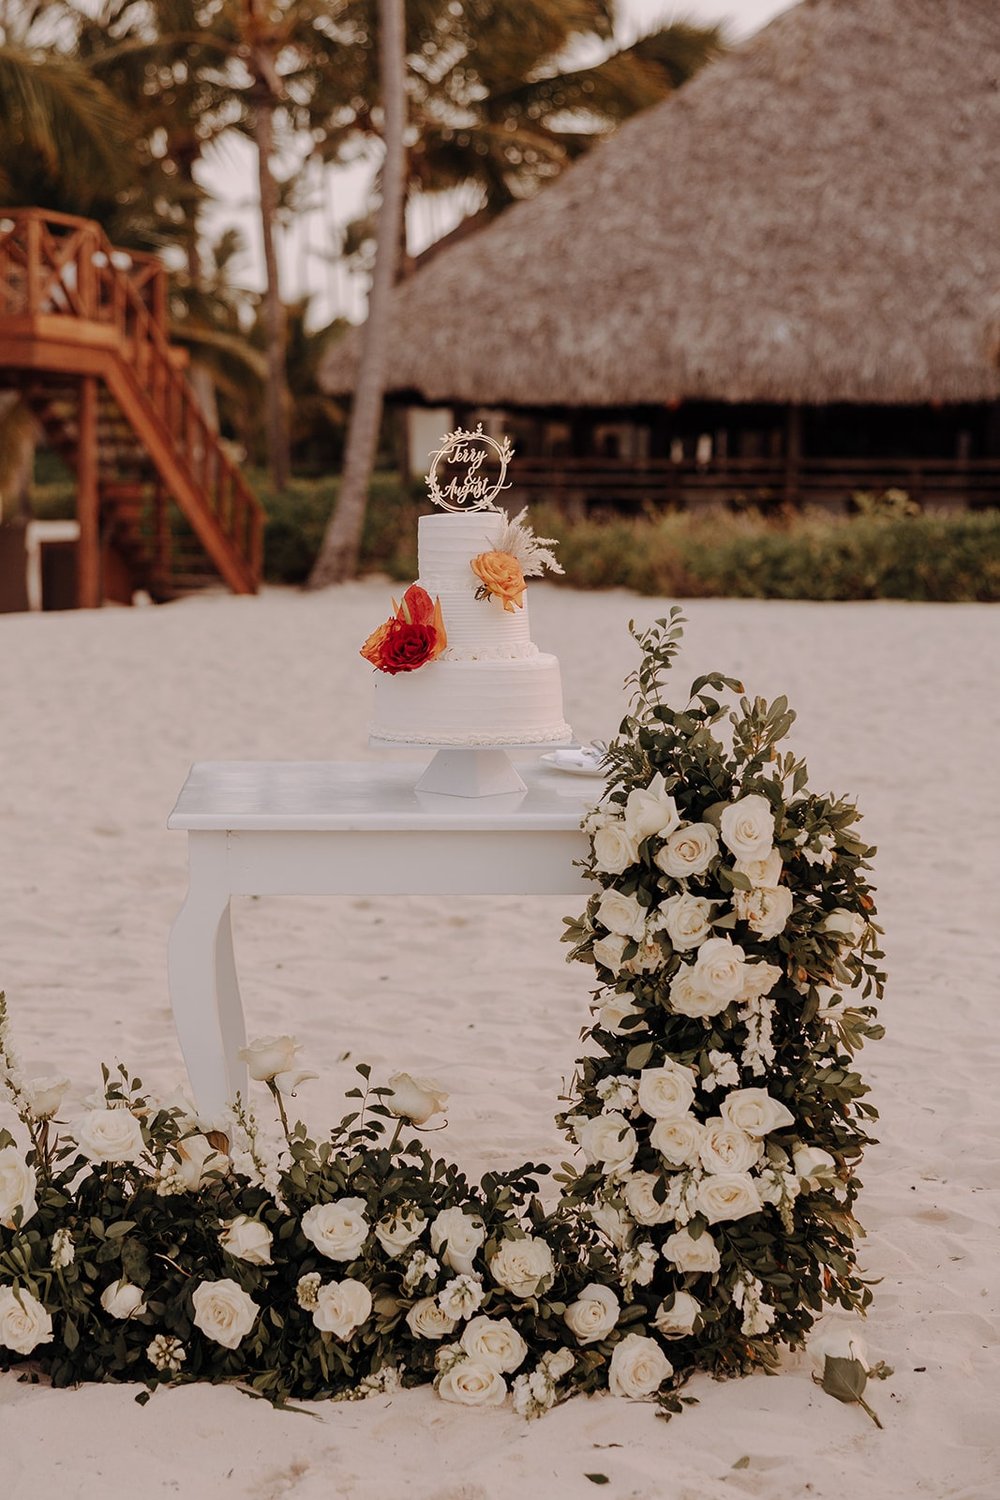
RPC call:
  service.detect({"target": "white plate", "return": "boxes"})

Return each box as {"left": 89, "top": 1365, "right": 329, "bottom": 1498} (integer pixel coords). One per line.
{"left": 540, "top": 749, "right": 607, "bottom": 778}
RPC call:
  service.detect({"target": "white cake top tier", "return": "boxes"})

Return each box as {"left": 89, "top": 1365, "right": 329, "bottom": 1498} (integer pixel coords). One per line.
{"left": 417, "top": 510, "right": 535, "bottom": 661}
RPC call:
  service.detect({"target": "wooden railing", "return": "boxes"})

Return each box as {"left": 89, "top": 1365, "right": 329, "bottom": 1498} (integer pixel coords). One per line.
{"left": 512, "top": 455, "right": 1000, "bottom": 512}
{"left": 0, "top": 209, "right": 263, "bottom": 586}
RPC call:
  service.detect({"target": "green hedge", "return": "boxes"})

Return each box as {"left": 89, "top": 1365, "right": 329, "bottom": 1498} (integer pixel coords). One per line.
{"left": 25, "top": 470, "right": 1000, "bottom": 601}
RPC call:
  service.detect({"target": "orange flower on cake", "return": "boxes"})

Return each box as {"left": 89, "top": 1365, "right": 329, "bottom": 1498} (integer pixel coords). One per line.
{"left": 360, "top": 584, "right": 447, "bottom": 674}
{"left": 470, "top": 550, "right": 526, "bottom": 612}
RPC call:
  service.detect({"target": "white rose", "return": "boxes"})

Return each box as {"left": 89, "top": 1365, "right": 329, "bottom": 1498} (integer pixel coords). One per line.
{"left": 654, "top": 823, "right": 719, "bottom": 880}
{"left": 735, "top": 885, "right": 794, "bottom": 941}
{"left": 739, "top": 961, "right": 783, "bottom": 1003}
{"left": 595, "top": 888, "right": 648, "bottom": 941}
{"left": 543, "top": 1347, "right": 576, "bottom": 1380}
{"left": 272, "top": 1068, "right": 318, "bottom": 1095}
{"left": 608, "top": 1332, "right": 673, "bottom": 1398}
{"left": 407, "top": 1296, "right": 458, "bottom": 1340}
{"left": 22, "top": 1075, "right": 70, "bottom": 1121}
{"left": 191, "top": 1278, "right": 258, "bottom": 1349}
{"left": 460, "top": 1315, "right": 527, "bottom": 1372}
{"left": 657, "top": 892, "right": 713, "bottom": 950}
{"left": 589, "top": 1202, "right": 634, "bottom": 1249}
{"left": 437, "top": 1358, "right": 507, "bottom": 1407}
{"left": 720, "top": 794, "right": 775, "bottom": 861}
{"left": 595, "top": 992, "right": 646, "bottom": 1036}
{"left": 653, "top": 1291, "right": 702, "bottom": 1338}
{"left": 173, "top": 1133, "right": 227, "bottom": 1191}
{"left": 668, "top": 967, "right": 727, "bottom": 1019}
{"left": 238, "top": 1034, "right": 300, "bottom": 1082}
{"left": 815, "top": 985, "right": 844, "bottom": 1020}
{"left": 735, "top": 848, "right": 783, "bottom": 887}
{"left": 691, "top": 936, "right": 748, "bottom": 1005}
{"left": 809, "top": 1322, "right": 870, "bottom": 1375}
{"left": 720, "top": 1088, "right": 795, "bottom": 1138}
{"left": 696, "top": 1172, "right": 763, "bottom": 1224}
{"left": 821, "top": 909, "right": 867, "bottom": 947}
{"left": 592, "top": 820, "right": 640, "bottom": 876}
{"left": 301, "top": 1198, "right": 370, "bottom": 1262}
{"left": 312, "top": 1278, "right": 372, "bottom": 1339}
{"left": 219, "top": 1215, "right": 273, "bottom": 1266}
{"left": 387, "top": 1071, "right": 448, "bottom": 1125}
{"left": 698, "top": 1118, "right": 762, "bottom": 1175}
{"left": 100, "top": 1280, "right": 147, "bottom": 1319}
{"left": 430, "top": 1207, "right": 486, "bottom": 1275}
{"left": 489, "top": 1236, "right": 555, "bottom": 1299}
{"left": 575, "top": 1112, "right": 637, "bottom": 1175}
{"left": 636, "top": 1063, "right": 696, "bottom": 1121}
{"left": 75, "top": 1108, "right": 146, "bottom": 1165}
{"left": 793, "top": 1145, "right": 837, "bottom": 1188}
{"left": 623, "top": 1172, "right": 675, "bottom": 1226}
{"left": 0, "top": 1285, "right": 53, "bottom": 1355}
{"left": 0, "top": 1148, "right": 37, "bottom": 1230}
{"left": 375, "top": 1207, "right": 426, "bottom": 1258}
{"left": 662, "top": 1226, "right": 721, "bottom": 1274}
{"left": 564, "top": 1283, "right": 620, "bottom": 1345}
{"left": 622, "top": 774, "right": 681, "bottom": 842}
{"left": 650, "top": 1114, "right": 704, "bottom": 1167}
{"left": 592, "top": 932, "right": 629, "bottom": 975}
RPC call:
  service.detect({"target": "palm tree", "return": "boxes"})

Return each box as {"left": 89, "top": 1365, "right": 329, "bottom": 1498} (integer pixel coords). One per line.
{"left": 309, "top": 0, "right": 407, "bottom": 585}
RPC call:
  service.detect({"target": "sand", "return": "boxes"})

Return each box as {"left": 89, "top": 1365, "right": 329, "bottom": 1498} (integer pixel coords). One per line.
{"left": 1, "top": 583, "right": 998, "bottom": 1500}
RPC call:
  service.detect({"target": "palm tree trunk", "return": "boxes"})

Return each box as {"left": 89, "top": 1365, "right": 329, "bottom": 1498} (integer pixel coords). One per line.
{"left": 309, "top": 0, "right": 407, "bottom": 586}
{"left": 254, "top": 89, "right": 291, "bottom": 492}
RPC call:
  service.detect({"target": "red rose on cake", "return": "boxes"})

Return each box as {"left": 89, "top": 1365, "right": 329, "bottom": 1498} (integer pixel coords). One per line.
{"left": 360, "top": 584, "right": 448, "bottom": 674}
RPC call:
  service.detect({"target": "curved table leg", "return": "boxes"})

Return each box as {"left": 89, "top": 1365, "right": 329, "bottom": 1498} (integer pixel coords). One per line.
{"left": 168, "top": 837, "right": 247, "bottom": 1124}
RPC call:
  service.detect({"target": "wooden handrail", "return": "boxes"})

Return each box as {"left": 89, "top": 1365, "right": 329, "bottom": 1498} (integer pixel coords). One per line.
{"left": 0, "top": 207, "right": 264, "bottom": 588}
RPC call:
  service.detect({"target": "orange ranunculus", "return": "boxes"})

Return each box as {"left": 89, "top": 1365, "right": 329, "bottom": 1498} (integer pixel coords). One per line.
{"left": 470, "top": 550, "right": 526, "bottom": 612}
{"left": 360, "top": 583, "right": 447, "bottom": 672}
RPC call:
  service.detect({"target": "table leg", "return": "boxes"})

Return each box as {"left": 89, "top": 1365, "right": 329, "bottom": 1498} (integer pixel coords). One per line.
{"left": 168, "top": 838, "right": 247, "bottom": 1124}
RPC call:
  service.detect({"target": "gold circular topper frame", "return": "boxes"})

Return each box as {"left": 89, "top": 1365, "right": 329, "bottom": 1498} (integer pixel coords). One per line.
{"left": 426, "top": 424, "right": 514, "bottom": 512}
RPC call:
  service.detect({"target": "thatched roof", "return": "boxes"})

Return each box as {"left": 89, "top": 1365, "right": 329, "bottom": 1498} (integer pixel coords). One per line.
{"left": 321, "top": 0, "right": 1000, "bottom": 409}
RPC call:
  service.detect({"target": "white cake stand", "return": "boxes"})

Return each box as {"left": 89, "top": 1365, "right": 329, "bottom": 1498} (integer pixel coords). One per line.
{"left": 369, "top": 736, "right": 575, "bottom": 798}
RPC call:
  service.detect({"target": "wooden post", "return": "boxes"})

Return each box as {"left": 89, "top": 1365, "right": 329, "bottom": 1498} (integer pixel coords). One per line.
{"left": 784, "top": 403, "right": 803, "bottom": 508}
{"left": 77, "top": 376, "right": 101, "bottom": 608}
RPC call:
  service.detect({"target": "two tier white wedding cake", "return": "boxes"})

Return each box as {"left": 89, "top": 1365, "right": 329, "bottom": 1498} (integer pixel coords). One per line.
{"left": 361, "top": 429, "right": 571, "bottom": 748}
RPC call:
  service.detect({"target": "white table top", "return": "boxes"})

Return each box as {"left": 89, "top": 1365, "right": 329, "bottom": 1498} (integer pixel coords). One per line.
{"left": 168, "top": 761, "right": 600, "bottom": 832}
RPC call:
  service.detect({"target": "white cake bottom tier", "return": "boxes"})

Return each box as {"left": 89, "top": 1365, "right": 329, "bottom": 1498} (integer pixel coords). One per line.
{"left": 371, "top": 654, "right": 571, "bottom": 747}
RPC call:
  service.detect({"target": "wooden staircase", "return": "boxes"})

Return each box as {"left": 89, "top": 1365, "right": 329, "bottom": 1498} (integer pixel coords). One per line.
{"left": 0, "top": 209, "right": 264, "bottom": 606}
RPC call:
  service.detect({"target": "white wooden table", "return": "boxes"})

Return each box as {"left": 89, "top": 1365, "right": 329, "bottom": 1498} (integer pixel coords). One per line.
{"left": 167, "top": 761, "right": 594, "bottom": 1120}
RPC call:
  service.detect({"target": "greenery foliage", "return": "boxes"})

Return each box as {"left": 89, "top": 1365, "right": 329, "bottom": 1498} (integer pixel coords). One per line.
{"left": 0, "top": 618, "right": 884, "bottom": 1418}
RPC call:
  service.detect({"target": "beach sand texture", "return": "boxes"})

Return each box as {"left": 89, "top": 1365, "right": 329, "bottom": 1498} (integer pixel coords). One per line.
{"left": 1, "top": 584, "right": 998, "bottom": 1500}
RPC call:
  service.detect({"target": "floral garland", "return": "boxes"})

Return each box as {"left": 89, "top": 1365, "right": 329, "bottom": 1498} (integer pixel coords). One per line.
{"left": 0, "top": 614, "right": 887, "bottom": 1419}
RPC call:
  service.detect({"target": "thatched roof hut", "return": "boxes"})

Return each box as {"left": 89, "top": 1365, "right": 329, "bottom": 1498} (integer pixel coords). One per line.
{"left": 321, "top": 0, "right": 1000, "bottom": 411}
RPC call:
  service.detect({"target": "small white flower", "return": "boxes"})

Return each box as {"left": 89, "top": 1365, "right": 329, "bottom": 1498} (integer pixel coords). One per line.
{"left": 700, "top": 1049, "right": 741, "bottom": 1094}
{"left": 146, "top": 1334, "right": 186, "bottom": 1375}
{"left": 50, "top": 1227, "right": 75, "bottom": 1269}
{"left": 734, "top": 884, "right": 794, "bottom": 940}
{"left": 0, "top": 1148, "right": 38, "bottom": 1230}
{"left": 809, "top": 1322, "right": 870, "bottom": 1375}
{"left": 619, "top": 1240, "right": 658, "bottom": 1290}
{"left": 596, "top": 1075, "right": 637, "bottom": 1113}
{"left": 402, "top": 1249, "right": 440, "bottom": 1290}
{"left": 793, "top": 1144, "right": 837, "bottom": 1189}
{"left": 821, "top": 909, "right": 867, "bottom": 947}
{"left": 172, "top": 1133, "right": 228, "bottom": 1191}
{"left": 438, "top": 1274, "right": 485, "bottom": 1320}
{"left": 296, "top": 1272, "right": 322, "bottom": 1310}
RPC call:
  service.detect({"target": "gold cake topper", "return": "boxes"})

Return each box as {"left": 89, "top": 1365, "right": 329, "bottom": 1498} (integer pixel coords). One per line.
{"left": 426, "top": 424, "right": 514, "bottom": 512}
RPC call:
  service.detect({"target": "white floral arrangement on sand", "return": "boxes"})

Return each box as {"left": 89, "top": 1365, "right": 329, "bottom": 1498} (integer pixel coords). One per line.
{"left": 0, "top": 613, "right": 887, "bottom": 1422}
